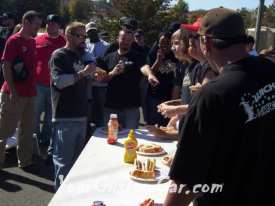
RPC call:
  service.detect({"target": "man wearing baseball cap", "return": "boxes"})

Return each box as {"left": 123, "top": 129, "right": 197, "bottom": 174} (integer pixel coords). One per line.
{"left": 84, "top": 21, "right": 109, "bottom": 127}
{"left": 147, "top": 7, "right": 275, "bottom": 206}
{"left": 35, "top": 14, "right": 65, "bottom": 162}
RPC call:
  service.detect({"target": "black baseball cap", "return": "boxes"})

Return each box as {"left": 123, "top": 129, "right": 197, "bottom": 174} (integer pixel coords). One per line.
{"left": 121, "top": 17, "right": 138, "bottom": 31}
{"left": 47, "top": 14, "right": 61, "bottom": 24}
{"left": 198, "top": 8, "right": 246, "bottom": 40}
{"left": 134, "top": 29, "right": 144, "bottom": 37}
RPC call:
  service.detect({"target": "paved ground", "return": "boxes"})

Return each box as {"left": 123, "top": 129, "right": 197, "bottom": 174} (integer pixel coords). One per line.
{"left": 0, "top": 109, "right": 146, "bottom": 206}
{"left": 0, "top": 148, "right": 54, "bottom": 206}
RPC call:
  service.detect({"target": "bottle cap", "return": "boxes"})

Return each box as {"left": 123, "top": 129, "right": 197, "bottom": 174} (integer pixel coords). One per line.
{"left": 110, "top": 113, "right": 118, "bottom": 119}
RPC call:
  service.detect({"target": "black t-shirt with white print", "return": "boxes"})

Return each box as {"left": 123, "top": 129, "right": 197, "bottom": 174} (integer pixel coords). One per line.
{"left": 169, "top": 56, "right": 275, "bottom": 206}
{"left": 50, "top": 48, "right": 88, "bottom": 119}
{"left": 97, "top": 50, "right": 145, "bottom": 109}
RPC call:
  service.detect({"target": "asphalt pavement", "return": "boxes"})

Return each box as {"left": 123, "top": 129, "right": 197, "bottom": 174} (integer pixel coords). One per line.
{"left": 0, "top": 148, "right": 54, "bottom": 206}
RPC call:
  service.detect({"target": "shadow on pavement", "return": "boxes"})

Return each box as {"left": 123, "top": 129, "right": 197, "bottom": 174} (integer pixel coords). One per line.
{"left": 0, "top": 169, "right": 54, "bottom": 193}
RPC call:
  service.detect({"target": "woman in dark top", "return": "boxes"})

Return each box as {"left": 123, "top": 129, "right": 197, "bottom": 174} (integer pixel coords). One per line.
{"left": 146, "top": 32, "right": 179, "bottom": 126}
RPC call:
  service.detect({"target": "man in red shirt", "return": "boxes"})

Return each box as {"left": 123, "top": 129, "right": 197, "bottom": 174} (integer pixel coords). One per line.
{"left": 0, "top": 10, "right": 42, "bottom": 170}
{"left": 35, "top": 14, "right": 65, "bottom": 160}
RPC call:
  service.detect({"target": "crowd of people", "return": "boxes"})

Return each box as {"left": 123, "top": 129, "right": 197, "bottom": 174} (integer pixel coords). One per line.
{"left": 0, "top": 7, "right": 274, "bottom": 206}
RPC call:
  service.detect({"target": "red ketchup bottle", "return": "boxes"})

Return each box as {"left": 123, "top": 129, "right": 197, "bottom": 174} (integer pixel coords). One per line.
{"left": 107, "top": 114, "right": 119, "bottom": 144}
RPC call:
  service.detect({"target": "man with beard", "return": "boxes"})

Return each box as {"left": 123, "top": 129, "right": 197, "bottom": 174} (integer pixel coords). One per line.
{"left": 0, "top": 10, "right": 42, "bottom": 170}
{"left": 49, "top": 22, "right": 106, "bottom": 190}
{"left": 98, "top": 30, "right": 158, "bottom": 129}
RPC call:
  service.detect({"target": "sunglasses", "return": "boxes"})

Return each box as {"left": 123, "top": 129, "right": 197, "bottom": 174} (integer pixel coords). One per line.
{"left": 69, "top": 32, "right": 87, "bottom": 39}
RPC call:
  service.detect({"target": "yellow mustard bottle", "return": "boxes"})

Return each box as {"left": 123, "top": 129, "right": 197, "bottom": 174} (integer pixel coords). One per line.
{"left": 124, "top": 129, "right": 138, "bottom": 164}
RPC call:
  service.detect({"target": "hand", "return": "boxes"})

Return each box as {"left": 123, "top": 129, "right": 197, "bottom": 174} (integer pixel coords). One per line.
{"left": 93, "top": 67, "right": 107, "bottom": 81}
{"left": 157, "top": 104, "right": 179, "bottom": 118}
{"left": 109, "top": 63, "right": 124, "bottom": 77}
{"left": 145, "top": 124, "right": 177, "bottom": 139}
{"left": 140, "top": 198, "right": 154, "bottom": 206}
{"left": 189, "top": 83, "right": 202, "bottom": 94}
{"left": 158, "top": 104, "right": 188, "bottom": 118}
{"left": 167, "top": 115, "right": 180, "bottom": 129}
{"left": 9, "top": 89, "right": 19, "bottom": 103}
{"left": 148, "top": 73, "right": 159, "bottom": 87}
{"left": 83, "top": 63, "right": 96, "bottom": 76}
{"left": 156, "top": 49, "right": 165, "bottom": 63}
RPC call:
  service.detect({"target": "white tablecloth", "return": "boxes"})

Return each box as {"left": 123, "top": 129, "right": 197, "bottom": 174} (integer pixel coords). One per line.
{"left": 49, "top": 128, "right": 180, "bottom": 206}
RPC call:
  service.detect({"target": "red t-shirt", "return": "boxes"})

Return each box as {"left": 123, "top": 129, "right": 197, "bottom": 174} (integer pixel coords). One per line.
{"left": 35, "top": 33, "right": 65, "bottom": 86}
{"left": 1, "top": 32, "right": 37, "bottom": 97}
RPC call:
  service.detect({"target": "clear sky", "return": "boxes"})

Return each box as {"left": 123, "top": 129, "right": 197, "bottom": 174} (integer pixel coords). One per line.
{"left": 173, "top": 0, "right": 274, "bottom": 11}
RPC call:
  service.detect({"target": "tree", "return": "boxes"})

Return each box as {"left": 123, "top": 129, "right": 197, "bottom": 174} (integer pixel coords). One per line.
{"left": 68, "top": 0, "right": 93, "bottom": 22}
{"left": 187, "top": 9, "right": 207, "bottom": 24}
{"left": 262, "top": 1, "right": 275, "bottom": 28}
{"left": 0, "top": 0, "right": 59, "bottom": 23}
{"left": 167, "top": 0, "right": 189, "bottom": 23}
{"left": 237, "top": 7, "right": 256, "bottom": 29}
{"left": 94, "top": 0, "right": 189, "bottom": 44}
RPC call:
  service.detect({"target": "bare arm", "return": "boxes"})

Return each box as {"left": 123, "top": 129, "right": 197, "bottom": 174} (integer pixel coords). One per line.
{"left": 51, "top": 63, "right": 96, "bottom": 90}
{"left": 202, "top": 69, "right": 217, "bottom": 85}
{"left": 171, "top": 86, "right": 181, "bottom": 100}
{"left": 140, "top": 64, "right": 152, "bottom": 76}
{"left": 2, "top": 61, "right": 17, "bottom": 98}
{"left": 141, "top": 64, "right": 159, "bottom": 86}
{"left": 100, "top": 63, "right": 124, "bottom": 82}
{"left": 150, "top": 49, "right": 164, "bottom": 73}
{"left": 164, "top": 180, "right": 198, "bottom": 206}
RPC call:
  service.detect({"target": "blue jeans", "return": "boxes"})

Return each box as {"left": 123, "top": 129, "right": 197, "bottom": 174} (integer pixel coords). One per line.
{"left": 140, "top": 77, "right": 149, "bottom": 123}
{"left": 52, "top": 120, "right": 87, "bottom": 191}
{"left": 35, "top": 85, "right": 52, "bottom": 146}
{"left": 91, "top": 86, "right": 107, "bottom": 127}
{"left": 104, "top": 107, "right": 140, "bottom": 129}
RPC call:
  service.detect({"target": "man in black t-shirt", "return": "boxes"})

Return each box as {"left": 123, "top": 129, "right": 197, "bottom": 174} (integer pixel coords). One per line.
{"left": 161, "top": 8, "right": 275, "bottom": 206}
{"left": 98, "top": 30, "right": 158, "bottom": 129}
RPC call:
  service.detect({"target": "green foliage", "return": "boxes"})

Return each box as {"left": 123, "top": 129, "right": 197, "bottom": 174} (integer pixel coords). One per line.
{"left": 94, "top": 0, "right": 190, "bottom": 45}
{"left": 168, "top": 0, "right": 189, "bottom": 23}
{"left": 0, "top": 0, "right": 59, "bottom": 22}
{"left": 237, "top": 7, "right": 257, "bottom": 28}
{"left": 187, "top": 9, "right": 207, "bottom": 24}
{"left": 262, "top": 1, "right": 275, "bottom": 28}
{"left": 67, "top": 0, "right": 92, "bottom": 22}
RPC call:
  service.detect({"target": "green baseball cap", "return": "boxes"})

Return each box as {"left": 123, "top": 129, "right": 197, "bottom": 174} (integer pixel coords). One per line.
{"left": 198, "top": 8, "right": 246, "bottom": 40}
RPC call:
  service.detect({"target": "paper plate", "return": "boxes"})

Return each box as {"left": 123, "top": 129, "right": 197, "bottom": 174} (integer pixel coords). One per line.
{"left": 129, "top": 169, "right": 169, "bottom": 183}
{"left": 136, "top": 149, "right": 167, "bottom": 156}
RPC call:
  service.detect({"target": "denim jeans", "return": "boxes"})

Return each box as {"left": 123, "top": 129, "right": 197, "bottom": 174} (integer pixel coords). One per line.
{"left": 104, "top": 107, "right": 140, "bottom": 129}
{"left": 91, "top": 86, "right": 107, "bottom": 127}
{"left": 52, "top": 119, "right": 87, "bottom": 191}
{"left": 140, "top": 77, "right": 149, "bottom": 123}
{"left": 35, "top": 85, "right": 52, "bottom": 146}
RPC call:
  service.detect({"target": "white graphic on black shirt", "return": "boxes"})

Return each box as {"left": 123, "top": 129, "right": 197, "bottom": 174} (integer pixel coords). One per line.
{"left": 73, "top": 61, "right": 84, "bottom": 72}
{"left": 158, "top": 60, "right": 176, "bottom": 74}
{"left": 240, "top": 82, "right": 275, "bottom": 123}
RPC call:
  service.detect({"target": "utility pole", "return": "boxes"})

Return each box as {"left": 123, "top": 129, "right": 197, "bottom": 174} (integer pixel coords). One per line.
{"left": 255, "top": 0, "right": 265, "bottom": 51}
